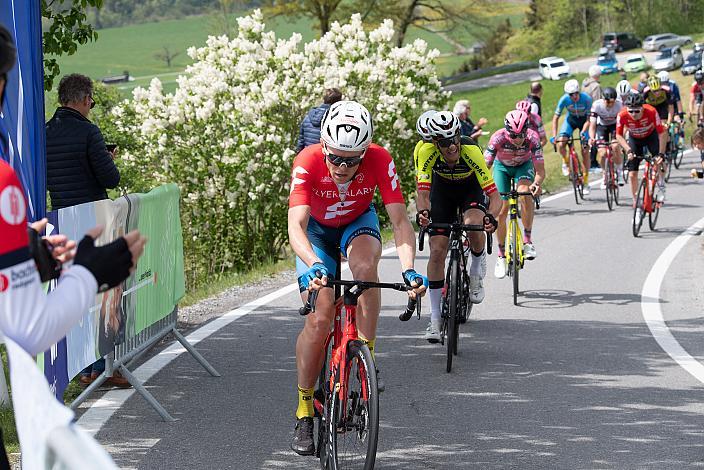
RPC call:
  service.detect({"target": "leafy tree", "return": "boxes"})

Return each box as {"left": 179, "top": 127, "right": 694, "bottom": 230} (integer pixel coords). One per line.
{"left": 42, "top": 0, "right": 103, "bottom": 90}
{"left": 262, "top": 0, "right": 343, "bottom": 34}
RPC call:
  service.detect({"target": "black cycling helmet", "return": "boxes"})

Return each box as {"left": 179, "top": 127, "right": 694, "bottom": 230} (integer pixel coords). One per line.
{"left": 602, "top": 87, "right": 617, "bottom": 101}
{"left": 695, "top": 70, "right": 704, "bottom": 84}
{"left": 623, "top": 92, "right": 645, "bottom": 108}
{"left": 0, "top": 24, "right": 16, "bottom": 75}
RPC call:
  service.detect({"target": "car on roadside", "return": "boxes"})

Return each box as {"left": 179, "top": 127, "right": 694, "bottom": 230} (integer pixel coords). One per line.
{"left": 623, "top": 54, "right": 648, "bottom": 73}
{"left": 538, "top": 56, "right": 571, "bottom": 80}
{"left": 642, "top": 33, "right": 692, "bottom": 51}
{"left": 682, "top": 51, "right": 702, "bottom": 75}
{"left": 652, "top": 47, "right": 684, "bottom": 72}
{"left": 596, "top": 50, "right": 619, "bottom": 74}
{"left": 601, "top": 32, "right": 640, "bottom": 52}
{"left": 694, "top": 42, "right": 704, "bottom": 54}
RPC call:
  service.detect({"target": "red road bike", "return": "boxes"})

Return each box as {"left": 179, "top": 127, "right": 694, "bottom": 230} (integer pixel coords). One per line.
{"left": 300, "top": 276, "right": 420, "bottom": 469}
{"left": 632, "top": 155, "right": 665, "bottom": 237}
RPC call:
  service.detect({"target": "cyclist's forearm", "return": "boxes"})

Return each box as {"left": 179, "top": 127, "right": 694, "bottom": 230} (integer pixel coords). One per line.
{"left": 615, "top": 135, "right": 629, "bottom": 153}
{"left": 658, "top": 131, "right": 667, "bottom": 154}
{"left": 416, "top": 190, "right": 430, "bottom": 213}
{"left": 288, "top": 208, "right": 321, "bottom": 267}
{"left": 386, "top": 203, "right": 416, "bottom": 271}
{"left": 588, "top": 121, "right": 596, "bottom": 139}
{"left": 551, "top": 116, "right": 559, "bottom": 137}
{"left": 533, "top": 162, "right": 546, "bottom": 185}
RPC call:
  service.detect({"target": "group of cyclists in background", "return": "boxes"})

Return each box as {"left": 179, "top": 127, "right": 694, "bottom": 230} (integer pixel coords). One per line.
{"left": 286, "top": 66, "right": 704, "bottom": 459}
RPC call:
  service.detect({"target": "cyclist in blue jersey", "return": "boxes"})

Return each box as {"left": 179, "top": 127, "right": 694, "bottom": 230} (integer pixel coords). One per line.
{"left": 551, "top": 79, "right": 594, "bottom": 194}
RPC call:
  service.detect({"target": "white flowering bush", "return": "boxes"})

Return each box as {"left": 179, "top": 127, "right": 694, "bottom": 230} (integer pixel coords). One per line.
{"left": 110, "top": 10, "right": 448, "bottom": 288}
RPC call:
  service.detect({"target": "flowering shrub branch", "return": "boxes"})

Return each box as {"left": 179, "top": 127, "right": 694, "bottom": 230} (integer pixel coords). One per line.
{"left": 110, "top": 10, "right": 448, "bottom": 288}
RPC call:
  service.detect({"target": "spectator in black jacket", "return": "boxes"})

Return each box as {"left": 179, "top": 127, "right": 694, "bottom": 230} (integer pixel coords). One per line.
{"left": 46, "top": 73, "right": 128, "bottom": 388}
{"left": 296, "top": 88, "right": 342, "bottom": 153}
{"left": 46, "top": 74, "right": 120, "bottom": 210}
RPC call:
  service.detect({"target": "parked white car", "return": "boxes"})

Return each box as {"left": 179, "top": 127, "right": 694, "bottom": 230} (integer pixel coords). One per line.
{"left": 538, "top": 56, "right": 571, "bottom": 80}
{"left": 642, "top": 33, "right": 692, "bottom": 51}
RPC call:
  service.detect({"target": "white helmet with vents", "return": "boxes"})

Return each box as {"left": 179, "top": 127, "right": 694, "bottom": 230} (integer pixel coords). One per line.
{"left": 320, "top": 100, "right": 373, "bottom": 152}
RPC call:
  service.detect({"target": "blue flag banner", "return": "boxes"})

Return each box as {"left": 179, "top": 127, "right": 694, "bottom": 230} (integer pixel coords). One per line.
{"left": 0, "top": 0, "right": 46, "bottom": 222}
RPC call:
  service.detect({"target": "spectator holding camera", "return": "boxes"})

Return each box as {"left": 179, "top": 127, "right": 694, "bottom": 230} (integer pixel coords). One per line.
{"left": 46, "top": 73, "right": 119, "bottom": 210}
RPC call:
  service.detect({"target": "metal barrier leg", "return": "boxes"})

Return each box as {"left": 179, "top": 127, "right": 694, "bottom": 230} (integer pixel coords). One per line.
{"left": 70, "top": 372, "right": 109, "bottom": 410}
{"left": 117, "top": 364, "right": 176, "bottom": 422}
{"left": 171, "top": 328, "right": 221, "bottom": 377}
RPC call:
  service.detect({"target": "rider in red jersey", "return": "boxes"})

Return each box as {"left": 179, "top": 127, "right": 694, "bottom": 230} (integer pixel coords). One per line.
{"left": 288, "top": 100, "right": 426, "bottom": 456}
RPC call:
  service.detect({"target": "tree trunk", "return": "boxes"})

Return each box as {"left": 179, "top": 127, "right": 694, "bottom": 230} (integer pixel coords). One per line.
{"left": 395, "top": 0, "right": 419, "bottom": 48}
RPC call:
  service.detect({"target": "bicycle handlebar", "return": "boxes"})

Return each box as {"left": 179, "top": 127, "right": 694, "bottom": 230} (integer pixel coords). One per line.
{"left": 298, "top": 279, "right": 421, "bottom": 322}
{"left": 418, "top": 203, "right": 493, "bottom": 255}
{"left": 498, "top": 190, "right": 541, "bottom": 210}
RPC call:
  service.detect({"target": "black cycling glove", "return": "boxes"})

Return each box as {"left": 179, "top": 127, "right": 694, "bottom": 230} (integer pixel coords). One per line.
{"left": 74, "top": 235, "right": 133, "bottom": 293}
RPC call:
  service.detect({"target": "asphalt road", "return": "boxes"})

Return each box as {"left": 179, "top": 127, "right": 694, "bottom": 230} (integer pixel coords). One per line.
{"left": 445, "top": 49, "right": 687, "bottom": 93}
{"left": 89, "top": 151, "right": 704, "bottom": 469}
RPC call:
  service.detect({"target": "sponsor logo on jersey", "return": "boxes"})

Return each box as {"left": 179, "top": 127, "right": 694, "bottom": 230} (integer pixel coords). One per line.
{"left": 0, "top": 273, "right": 8, "bottom": 293}
{"left": 0, "top": 184, "right": 25, "bottom": 226}
{"left": 290, "top": 166, "right": 309, "bottom": 193}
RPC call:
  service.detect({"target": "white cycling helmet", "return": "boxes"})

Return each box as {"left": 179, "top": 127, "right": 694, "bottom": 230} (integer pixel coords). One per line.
{"left": 588, "top": 65, "right": 602, "bottom": 78}
{"left": 320, "top": 100, "right": 373, "bottom": 152}
{"left": 616, "top": 79, "right": 632, "bottom": 98}
{"left": 416, "top": 110, "right": 437, "bottom": 140}
{"left": 564, "top": 79, "right": 580, "bottom": 94}
{"left": 657, "top": 70, "right": 670, "bottom": 83}
{"left": 427, "top": 111, "right": 460, "bottom": 139}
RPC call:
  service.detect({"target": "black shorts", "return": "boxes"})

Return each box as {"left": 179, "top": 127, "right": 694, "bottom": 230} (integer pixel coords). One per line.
{"left": 596, "top": 124, "right": 616, "bottom": 143}
{"left": 626, "top": 132, "right": 659, "bottom": 172}
{"left": 429, "top": 176, "right": 485, "bottom": 236}
{"left": 654, "top": 103, "right": 670, "bottom": 120}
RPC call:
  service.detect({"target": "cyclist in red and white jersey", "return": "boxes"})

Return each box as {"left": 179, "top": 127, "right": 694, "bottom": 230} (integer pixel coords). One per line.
{"left": 287, "top": 100, "right": 426, "bottom": 455}
{"left": 688, "top": 71, "right": 704, "bottom": 122}
{"left": 588, "top": 87, "right": 624, "bottom": 188}
{"left": 615, "top": 93, "right": 666, "bottom": 205}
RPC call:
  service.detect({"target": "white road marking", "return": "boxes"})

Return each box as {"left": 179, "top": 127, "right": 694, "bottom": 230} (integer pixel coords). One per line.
{"left": 641, "top": 215, "right": 704, "bottom": 384}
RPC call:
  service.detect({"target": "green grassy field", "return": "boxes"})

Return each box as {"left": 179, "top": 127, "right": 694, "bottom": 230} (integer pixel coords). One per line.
{"left": 52, "top": 3, "right": 526, "bottom": 97}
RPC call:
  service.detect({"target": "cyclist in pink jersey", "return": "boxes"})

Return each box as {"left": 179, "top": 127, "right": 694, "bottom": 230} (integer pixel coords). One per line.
{"left": 485, "top": 111, "right": 544, "bottom": 278}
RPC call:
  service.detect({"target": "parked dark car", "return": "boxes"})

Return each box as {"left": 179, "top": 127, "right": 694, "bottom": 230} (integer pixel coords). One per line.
{"left": 602, "top": 32, "right": 640, "bottom": 52}
{"left": 682, "top": 52, "right": 702, "bottom": 75}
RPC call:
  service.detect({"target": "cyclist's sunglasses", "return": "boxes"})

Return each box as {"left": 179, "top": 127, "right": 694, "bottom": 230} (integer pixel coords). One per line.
{"left": 569, "top": 92, "right": 580, "bottom": 97}
{"left": 435, "top": 134, "right": 460, "bottom": 148}
{"left": 508, "top": 130, "right": 527, "bottom": 139}
{"left": 323, "top": 145, "right": 365, "bottom": 167}
{"left": 627, "top": 107, "right": 643, "bottom": 114}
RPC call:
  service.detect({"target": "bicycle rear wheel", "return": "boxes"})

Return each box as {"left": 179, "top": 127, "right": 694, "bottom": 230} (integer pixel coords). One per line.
{"left": 446, "top": 256, "right": 460, "bottom": 373}
{"left": 674, "top": 138, "right": 684, "bottom": 168}
{"left": 648, "top": 179, "right": 661, "bottom": 231}
{"left": 605, "top": 159, "right": 614, "bottom": 211}
{"left": 570, "top": 153, "right": 581, "bottom": 205}
{"left": 328, "top": 341, "right": 379, "bottom": 470}
{"left": 664, "top": 155, "right": 673, "bottom": 183}
{"left": 632, "top": 179, "right": 646, "bottom": 237}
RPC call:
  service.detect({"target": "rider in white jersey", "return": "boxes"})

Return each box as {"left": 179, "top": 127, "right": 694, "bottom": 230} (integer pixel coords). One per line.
{"left": 588, "top": 87, "right": 624, "bottom": 188}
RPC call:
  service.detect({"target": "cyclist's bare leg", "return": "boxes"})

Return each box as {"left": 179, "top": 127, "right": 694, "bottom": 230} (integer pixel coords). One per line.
{"left": 296, "top": 287, "right": 336, "bottom": 389}
{"left": 597, "top": 146, "right": 607, "bottom": 172}
{"left": 629, "top": 169, "right": 639, "bottom": 202}
{"left": 496, "top": 200, "right": 510, "bottom": 255}
{"left": 556, "top": 137, "right": 568, "bottom": 163}
{"left": 518, "top": 181, "right": 535, "bottom": 232}
{"left": 611, "top": 142, "right": 623, "bottom": 167}
{"left": 463, "top": 207, "right": 486, "bottom": 252}
{"left": 346, "top": 234, "right": 382, "bottom": 342}
{"left": 581, "top": 144, "right": 590, "bottom": 180}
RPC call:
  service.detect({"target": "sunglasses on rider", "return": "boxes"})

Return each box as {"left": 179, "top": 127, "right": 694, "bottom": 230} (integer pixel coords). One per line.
{"left": 627, "top": 107, "right": 643, "bottom": 114}
{"left": 508, "top": 130, "right": 527, "bottom": 139}
{"left": 435, "top": 134, "right": 460, "bottom": 148}
{"left": 323, "top": 145, "right": 365, "bottom": 167}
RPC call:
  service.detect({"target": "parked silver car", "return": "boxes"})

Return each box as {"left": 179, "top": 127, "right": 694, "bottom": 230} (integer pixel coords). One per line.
{"left": 652, "top": 47, "right": 684, "bottom": 72}
{"left": 643, "top": 33, "right": 692, "bottom": 51}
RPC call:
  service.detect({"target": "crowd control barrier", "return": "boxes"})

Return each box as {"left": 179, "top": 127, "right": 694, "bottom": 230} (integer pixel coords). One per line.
{"left": 40, "top": 184, "right": 219, "bottom": 421}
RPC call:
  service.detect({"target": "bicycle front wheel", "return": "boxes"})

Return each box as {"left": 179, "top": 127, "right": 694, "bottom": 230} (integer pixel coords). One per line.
{"left": 446, "top": 256, "right": 460, "bottom": 372}
{"left": 328, "top": 341, "right": 379, "bottom": 470}
{"left": 674, "top": 146, "right": 684, "bottom": 168}
{"left": 511, "top": 220, "right": 520, "bottom": 306}
{"left": 664, "top": 155, "right": 672, "bottom": 183}
{"left": 648, "top": 179, "right": 661, "bottom": 231}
